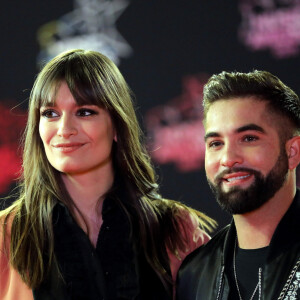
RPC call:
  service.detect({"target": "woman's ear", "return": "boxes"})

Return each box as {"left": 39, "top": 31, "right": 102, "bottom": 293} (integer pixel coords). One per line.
{"left": 286, "top": 136, "right": 300, "bottom": 170}
{"left": 112, "top": 123, "right": 117, "bottom": 142}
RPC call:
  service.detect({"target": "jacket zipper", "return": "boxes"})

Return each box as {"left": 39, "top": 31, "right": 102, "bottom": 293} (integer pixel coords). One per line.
{"left": 277, "top": 257, "right": 300, "bottom": 300}
{"left": 216, "top": 266, "right": 225, "bottom": 300}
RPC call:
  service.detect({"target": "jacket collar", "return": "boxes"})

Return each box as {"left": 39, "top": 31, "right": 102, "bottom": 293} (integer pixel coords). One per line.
{"left": 222, "top": 189, "right": 300, "bottom": 265}
{"left": 267, "top": 189, "right": 300, "bottom": 261}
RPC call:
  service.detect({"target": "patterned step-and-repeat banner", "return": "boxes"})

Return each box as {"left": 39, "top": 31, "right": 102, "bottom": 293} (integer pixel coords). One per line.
{"left": 1, "top": 0, "right": 300, "bottom": 228}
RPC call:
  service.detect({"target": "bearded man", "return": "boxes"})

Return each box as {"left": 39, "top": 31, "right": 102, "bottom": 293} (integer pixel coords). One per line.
{"left": 177, "top": 70, "right": 300, "bottom": 300}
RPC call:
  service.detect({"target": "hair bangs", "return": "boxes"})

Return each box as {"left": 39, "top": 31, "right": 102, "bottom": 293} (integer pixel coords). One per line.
{"left": 38, "top": 80, "right": 61, "bottom": 108}
{"left": 66, "top": 76, "right": 107, "bottom": 108}
{"left": 63, "top": 57, "right": 108, "bottom": 109}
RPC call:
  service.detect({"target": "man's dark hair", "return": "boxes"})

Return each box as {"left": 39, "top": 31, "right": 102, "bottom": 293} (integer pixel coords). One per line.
{"left": 203, "top": 70, "right": 300, "bottom": 137}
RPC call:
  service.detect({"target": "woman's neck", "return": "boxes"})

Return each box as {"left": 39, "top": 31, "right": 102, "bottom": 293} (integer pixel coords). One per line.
{"left": 62, "top": 161, "right": 114, "bottom": 205}
{"left": 61, "top": 164, "right": 115, "bottom": 247}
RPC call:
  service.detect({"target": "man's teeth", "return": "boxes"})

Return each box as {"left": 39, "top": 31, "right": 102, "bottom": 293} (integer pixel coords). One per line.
{"left": 226, "top": 175, "right": 250, "bottom": 182}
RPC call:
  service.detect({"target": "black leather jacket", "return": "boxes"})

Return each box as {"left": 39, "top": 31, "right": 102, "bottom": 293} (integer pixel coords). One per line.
{"left": 177, "top": 190, "right": 300, "bottom": 300}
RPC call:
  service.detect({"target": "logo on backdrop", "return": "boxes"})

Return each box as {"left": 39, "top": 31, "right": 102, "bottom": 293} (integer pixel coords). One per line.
{"left": 145, "top": 75, "right": 208, "bottom": 172}
{"left": 37, "top": 0, "right": 132, "bottom": 65}
{"left": 238, "top": 0, "right": 300, "bottom": 58}
{"left": 0, "top": 103, "right": 26, "bottom": 195}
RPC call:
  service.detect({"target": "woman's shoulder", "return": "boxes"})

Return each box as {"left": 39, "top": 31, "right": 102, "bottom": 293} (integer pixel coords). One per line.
{"left": 155, "top": 199, "right": 211, "bottom": 245}
{"left": 155, "top": 199, "right": 211, "bottom": 281}
{"left": 0, "top": 207, "right": 16, "bottom": 237}
{"left": 172, "top": 203, "right": 211, "bottom": 251}
{"left": 0, "top": 210, "right": 33, "bottom": 300}
{"left": 0, "top": 209, "right": 14, "bottom": 282}
{"left": 0, "top": 209, "right": 13, "bottom": 239}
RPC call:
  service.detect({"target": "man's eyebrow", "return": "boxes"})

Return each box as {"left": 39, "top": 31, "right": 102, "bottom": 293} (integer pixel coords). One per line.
{"left": 236, "top": 124, "right": 265, "bottom": 134}
{"left": 204, "top": 124, "right": 265, "bottom": 142}
{"left": 204, "top": 132, "right": 220, "bottom": 142}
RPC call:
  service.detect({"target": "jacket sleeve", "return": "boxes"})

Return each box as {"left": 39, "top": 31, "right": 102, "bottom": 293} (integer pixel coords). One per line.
{"left": 0, "top": 216, "right": 33, "bottom": 300}
{"left": 167, "top": 208, "right": 210, "bottom": 282}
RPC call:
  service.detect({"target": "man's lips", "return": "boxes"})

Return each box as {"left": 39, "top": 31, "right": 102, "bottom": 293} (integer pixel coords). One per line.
{"left": 222, "top": 172, "right": 252, "bottom": 182}
{"left": 221, "top": 172, "right": 253, "bottom": 185}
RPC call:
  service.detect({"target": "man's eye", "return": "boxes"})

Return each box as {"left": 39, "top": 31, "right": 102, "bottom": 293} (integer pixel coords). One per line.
{"left": 41, "top": 109, "right": 59, "bottom": 118}
{"left": 76, "top": 108, "right": 97, "bottom": 117}
{"left": 208, "top": 141, "right": 223, "bottom": 148}
{"left": 243, "top": 135, "right": 258, "bottom": 142}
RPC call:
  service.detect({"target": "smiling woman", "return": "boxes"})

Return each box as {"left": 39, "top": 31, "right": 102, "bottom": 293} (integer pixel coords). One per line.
{"left": 39, "top": 82, "right": 116, "bottom": 177}
{"left": 0, "top": 49, "right": 215, "bottom": 300}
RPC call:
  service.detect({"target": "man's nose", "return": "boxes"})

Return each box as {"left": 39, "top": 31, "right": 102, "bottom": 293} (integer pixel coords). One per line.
{"left": 57, "top": 115, "right": 77, "bottom": 138}
{"left": 220, "top": 145, "right": 243, "bottom": 168}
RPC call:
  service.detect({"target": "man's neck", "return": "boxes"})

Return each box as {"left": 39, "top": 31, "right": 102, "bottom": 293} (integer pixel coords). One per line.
{"left": 233, "top": 181, "right": 296, "bottom": 249}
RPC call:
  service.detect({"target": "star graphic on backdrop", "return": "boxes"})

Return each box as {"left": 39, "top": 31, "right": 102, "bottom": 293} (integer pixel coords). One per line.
{"left": 37, "top": 0, "right": 132, "bottom": 65}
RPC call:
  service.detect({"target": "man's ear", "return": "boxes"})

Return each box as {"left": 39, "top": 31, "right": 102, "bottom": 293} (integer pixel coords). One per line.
{"left": 286, "top": 136, "right": 300, "bottom": 170}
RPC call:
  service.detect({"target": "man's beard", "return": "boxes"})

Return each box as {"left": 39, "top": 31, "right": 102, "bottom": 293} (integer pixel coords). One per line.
{"left": 207, "top": 147, "right": 289, "bottom": 214}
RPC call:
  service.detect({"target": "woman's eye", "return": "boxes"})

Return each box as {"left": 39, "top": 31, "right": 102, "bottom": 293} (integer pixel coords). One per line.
{"left": 76, "top": 108, "right": 97, "bottom": 117}
{"left": 41, "top": 109, "right": 59, "bottom": 118}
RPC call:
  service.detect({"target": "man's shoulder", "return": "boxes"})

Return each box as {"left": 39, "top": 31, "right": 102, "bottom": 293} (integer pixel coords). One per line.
{"left": 178, "top": 224, "right": 230, "bottom": 276}
{"left": 176, "top": 225, "right": 230, "bottom": 300}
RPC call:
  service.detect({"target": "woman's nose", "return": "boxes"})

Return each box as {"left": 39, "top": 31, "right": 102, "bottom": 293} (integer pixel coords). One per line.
{"left": 57, "top": 115, "right": 77, "bottom": 138}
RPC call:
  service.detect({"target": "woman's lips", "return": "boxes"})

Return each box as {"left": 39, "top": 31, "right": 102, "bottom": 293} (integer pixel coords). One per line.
{"left": 52, "top": 143, "right": 85, "bottom": 153}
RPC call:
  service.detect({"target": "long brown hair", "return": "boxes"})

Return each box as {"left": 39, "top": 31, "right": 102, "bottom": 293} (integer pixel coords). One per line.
{"left": 1, "top": 49, "right": 215, "bottom": 290}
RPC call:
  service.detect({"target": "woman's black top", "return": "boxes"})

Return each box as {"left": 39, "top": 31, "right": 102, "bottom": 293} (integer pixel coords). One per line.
{"left": 33, "top": 191, "right": 170, "bottom": 300}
